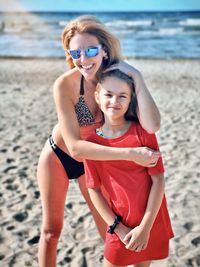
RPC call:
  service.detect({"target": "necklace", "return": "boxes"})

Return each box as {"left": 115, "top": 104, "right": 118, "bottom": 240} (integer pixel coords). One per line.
{"left": 96, "top": 122, "right": 131, "bottom": 139}
{"left": 96, "top": 127, "right": 104, "bottom": 137}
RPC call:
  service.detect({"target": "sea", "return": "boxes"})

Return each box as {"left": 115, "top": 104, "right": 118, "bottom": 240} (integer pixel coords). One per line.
{"left": 0, "top": 11, "right": 200, "bottom": 59}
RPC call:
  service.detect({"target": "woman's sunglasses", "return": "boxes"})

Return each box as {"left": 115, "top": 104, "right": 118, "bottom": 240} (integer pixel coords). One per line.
{"left": 67, "top": 44, "right": 102, "bottom": 60}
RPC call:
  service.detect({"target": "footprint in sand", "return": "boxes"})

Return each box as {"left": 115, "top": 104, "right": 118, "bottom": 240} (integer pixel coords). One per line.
{"left": 13, "top": 211, "right": 28, "bottom": 222}
{"left": 27, "top": 235, "right": 40, "bottom": 246}
{"left": 13, "top": 145, "right": 21, "bottom": 151}
{"left": 3, "top": 165, "right": 17, "bottom": 173}
{"left": 191, "top": 236, "right": 200, "bottom": 247}
{"left": 6, "top": 158, "right": 15, "bottom": 163}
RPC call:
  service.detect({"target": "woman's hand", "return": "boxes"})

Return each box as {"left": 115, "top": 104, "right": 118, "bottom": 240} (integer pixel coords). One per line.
{"left": 123, "top": 225, "right": 150, "bottom": 252}
{"left": 104, "top": 60, "right": 137, "bottom": 79}
{"left": 130, "top": 147, "right": 161, "bottom": 167}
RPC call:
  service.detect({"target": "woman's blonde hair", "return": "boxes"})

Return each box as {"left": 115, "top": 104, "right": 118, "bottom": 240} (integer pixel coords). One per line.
{"left": 61, "top": 15, "right": 122, "bottom": 69}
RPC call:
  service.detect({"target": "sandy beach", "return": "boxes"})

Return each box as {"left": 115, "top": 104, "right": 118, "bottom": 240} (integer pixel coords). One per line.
{"left": 0, "top": 58, "right": 200, "bottom": 267}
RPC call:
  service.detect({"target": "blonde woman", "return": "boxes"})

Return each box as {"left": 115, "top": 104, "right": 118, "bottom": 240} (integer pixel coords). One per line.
{"left": 37, "top": 15, "right": 161, "bottom": 267}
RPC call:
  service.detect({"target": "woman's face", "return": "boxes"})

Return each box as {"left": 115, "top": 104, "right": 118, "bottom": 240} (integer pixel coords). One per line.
{"left": 69, "top": 33, "right": 105, "bottom": 80}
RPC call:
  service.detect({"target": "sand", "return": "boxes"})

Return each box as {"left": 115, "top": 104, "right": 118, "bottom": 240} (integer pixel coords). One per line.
{"left": 0, "top": 58, "right": 200, "bottom": 267}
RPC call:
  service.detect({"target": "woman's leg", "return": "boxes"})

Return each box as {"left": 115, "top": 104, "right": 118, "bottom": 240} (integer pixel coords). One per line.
{"left": 134, "top": 261, "right": 151, "bottom": 267}
{"left": 78, "top": 174, "right": 107, "bottom": 241}
{"left": 37, "top": 141, "right": 69, "bottom": 267}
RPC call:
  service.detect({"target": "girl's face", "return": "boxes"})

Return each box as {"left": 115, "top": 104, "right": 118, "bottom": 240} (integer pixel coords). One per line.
{"left": 69, "top": 33, "right": 106, "bottom": 80}
{"left": 96, "top": 76, "right": 132, "bottom": 122}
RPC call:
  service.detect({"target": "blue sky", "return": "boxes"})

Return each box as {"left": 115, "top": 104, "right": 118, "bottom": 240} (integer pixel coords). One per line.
{"left": 1, "top": 0, "right": 200, "bottom": 12}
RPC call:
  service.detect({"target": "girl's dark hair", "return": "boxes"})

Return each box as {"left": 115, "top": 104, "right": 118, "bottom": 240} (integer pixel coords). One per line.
{"left": 98, "top": 69, "right": 139, "bottom": 122}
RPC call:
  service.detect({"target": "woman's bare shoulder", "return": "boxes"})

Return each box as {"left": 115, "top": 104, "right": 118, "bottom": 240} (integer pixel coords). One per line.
{"left": 53, "top": 68, "right": 81, "bottom": 98}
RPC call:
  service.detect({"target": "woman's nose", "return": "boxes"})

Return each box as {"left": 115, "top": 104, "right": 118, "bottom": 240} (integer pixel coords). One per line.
{"left": 80, "top": 52, "right": 87, "bottom": 62}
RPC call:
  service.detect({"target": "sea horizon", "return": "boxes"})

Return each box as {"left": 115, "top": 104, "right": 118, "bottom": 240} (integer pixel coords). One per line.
{"left": 1, "top": 10, "right": 200, "bottom": 13}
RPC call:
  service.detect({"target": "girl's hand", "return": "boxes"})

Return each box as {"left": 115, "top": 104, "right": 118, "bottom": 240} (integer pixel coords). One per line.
{"left": 123, "top": 225, "right": 150, "bottom": 252}
{"left": 130, "top": 147, "right": 161, "bottom": 167}
{"left": 114, "top": 223, "right": 132, "bottom": 245}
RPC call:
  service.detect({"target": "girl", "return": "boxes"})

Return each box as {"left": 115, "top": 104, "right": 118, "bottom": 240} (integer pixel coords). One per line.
{"left": 84, "top": 69, "right": 174, "bottom": 267}
{"left": 37, "top": 15, "right": 161, "bottom": 267}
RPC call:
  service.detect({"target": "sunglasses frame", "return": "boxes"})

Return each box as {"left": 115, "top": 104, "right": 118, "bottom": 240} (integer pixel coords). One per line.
{"left": 66, "top": 44, "right": 102, "bottom": 59}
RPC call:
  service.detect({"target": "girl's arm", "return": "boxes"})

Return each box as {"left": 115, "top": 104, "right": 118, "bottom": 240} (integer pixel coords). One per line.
{"left": 88, "top": 188, "right": 131, "bottom": 244}
{"left": 105, "top": 61, "right": 161, "bottom": 133}
{"left": 124, "top": 173, "right": 165, "bottom": 251}
{"left": 54, "top": 73, "right": 160, "bottom": 165}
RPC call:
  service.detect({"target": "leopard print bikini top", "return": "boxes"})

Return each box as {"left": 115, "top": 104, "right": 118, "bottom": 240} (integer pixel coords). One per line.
{"left": 75, "top": 75, "right": 97, "bottom": 127}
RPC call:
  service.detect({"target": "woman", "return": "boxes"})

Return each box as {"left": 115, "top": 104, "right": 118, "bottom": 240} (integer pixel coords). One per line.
{"left": 37, "top": 15, "right": 161, "bottom": 267}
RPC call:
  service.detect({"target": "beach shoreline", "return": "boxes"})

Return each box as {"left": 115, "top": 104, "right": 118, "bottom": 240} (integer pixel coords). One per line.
{"left": 0, "top": 58, "right": 200, "bottom": 266}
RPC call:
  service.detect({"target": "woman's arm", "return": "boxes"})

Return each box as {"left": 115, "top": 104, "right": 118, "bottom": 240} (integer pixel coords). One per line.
{"left": 133, "top": 69, "right": 161, "bottom": 133}
{"left": 53, "top": 73, "right": 160, "bottom": 165}
{"left": 105, "top": 61, "right": 161, "bottom": 133}
{"left": 124, "top": 173, "right": 165, "bottom": 251}
{"left": 88, "top": 188, "right": 131, "bottom": 243}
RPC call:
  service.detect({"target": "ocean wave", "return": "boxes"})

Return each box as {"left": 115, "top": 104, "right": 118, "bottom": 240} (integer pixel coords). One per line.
{"left": 179, "top": 19, "right": 200, "bottom": 27}
{"left": 0, "top": 20, "right": 57, "bottom": 34}
{"left": 3, "top": 27, "right": 22, "bottom": 33}
{"left": 105, "top": 19, "right": 153, "bottom": 28}
{"left": 158, "top": 27, "right": 184, "bottom": 36}
{"left": 59, "top": 21, "right": 69, "bottom": 27}
{"left": 125, "top": 28, "right": 184, "bottom": 37}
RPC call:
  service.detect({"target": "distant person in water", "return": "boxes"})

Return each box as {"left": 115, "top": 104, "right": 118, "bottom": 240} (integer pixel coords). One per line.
{"left": 0, "top": 21, "right": 5, "bottom": 32}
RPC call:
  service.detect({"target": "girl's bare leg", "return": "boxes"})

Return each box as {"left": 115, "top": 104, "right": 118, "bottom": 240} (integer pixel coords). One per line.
{"left": 103, "top": 259, "right": 151, "bottom": 267}
{"left": 103, "top": 258, "right": 126, "bottom": 267}
{"left": 78, "top": 174, "right": 107, "bottom": 240}
{"left": 134, "top": 261, "right": 151, "bottom": 267}
{"left": 37, "top": 141, "right": 69, "bottom": 267}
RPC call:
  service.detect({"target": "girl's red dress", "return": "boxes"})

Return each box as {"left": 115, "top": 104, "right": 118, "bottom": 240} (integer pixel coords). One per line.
{"left": 84, "top": 122, "right": 174, "bottom": 266}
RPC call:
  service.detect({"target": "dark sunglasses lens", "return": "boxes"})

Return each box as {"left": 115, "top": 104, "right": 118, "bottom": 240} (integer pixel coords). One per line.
{"left": 85, "top": 47, "right": 99, "bottom": 57}
{"left": 69, "top": 50, "right": 81, "bottom": 59}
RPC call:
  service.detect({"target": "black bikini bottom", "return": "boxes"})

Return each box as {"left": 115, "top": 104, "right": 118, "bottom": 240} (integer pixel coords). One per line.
{"left": 49, "top": 135, "right": 85, "bottom": 180}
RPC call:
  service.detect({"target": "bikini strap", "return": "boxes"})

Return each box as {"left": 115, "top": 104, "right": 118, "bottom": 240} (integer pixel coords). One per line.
{"left": 80, "top": 75, "right": 84, "bottom": 95}
{"left": 49, "top": 135, "right": 56, "bottom": 149}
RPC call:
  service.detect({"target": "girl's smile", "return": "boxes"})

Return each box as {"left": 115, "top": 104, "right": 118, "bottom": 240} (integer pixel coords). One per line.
{"left": 96, "top": 76, "right": 131, "bottom": 125}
